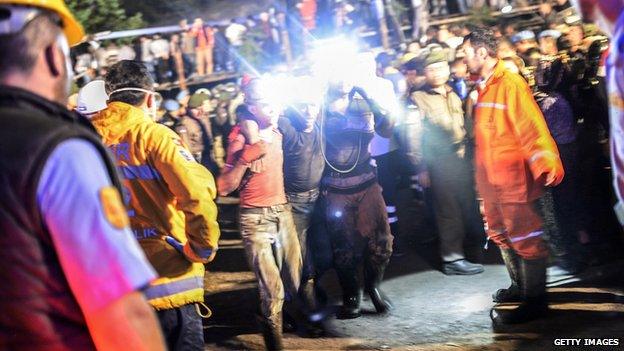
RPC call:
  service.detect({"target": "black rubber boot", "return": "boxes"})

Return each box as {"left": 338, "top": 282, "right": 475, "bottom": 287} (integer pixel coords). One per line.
{"left": 257, "top": 313, "right": 284, "bottom": 351}
{"left": 335, "top": 266, "right": 362, "bottom": 319}
{"left": 364, "top": 260, "right": 394, "bottom": 314}
{"left": 298, "top": 278, "right": 327, "bottom": 337}
{"left": 492, "top": 257, "right": 549, "bottom": 324}
{"left": 492, "top": 248, "right": 522, "bottom": 303}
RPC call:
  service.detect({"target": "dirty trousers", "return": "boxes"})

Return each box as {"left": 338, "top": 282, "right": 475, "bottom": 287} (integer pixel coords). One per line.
{"left": 323, "top": 183, "right": 394, "bottom": 271}
{"left": 239, "top": 205, "right": 302, "bottom": 328}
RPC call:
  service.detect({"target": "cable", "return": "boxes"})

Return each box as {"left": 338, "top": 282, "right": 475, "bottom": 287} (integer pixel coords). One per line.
{"left": 319, "top": 96, "right": 363, "bottom": 174}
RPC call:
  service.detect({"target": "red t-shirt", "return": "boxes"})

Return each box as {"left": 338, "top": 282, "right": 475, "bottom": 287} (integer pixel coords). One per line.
{"left": 226, "top": 127, "right": 287, "bottom": 208}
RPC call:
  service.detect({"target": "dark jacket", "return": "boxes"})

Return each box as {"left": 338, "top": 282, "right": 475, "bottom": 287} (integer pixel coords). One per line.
{"left": 0, "top": 86, "right": 122, "bottom": 350}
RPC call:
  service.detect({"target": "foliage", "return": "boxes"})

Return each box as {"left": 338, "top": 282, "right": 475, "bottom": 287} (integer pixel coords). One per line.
{"left": 467, "top": 6, "right": 498, "bottom": 27}
{"left": 238, "top": 28, "right": 268, "bottom": 72}
{"left": 66, "top": 0, "right": 145, "bottom": 35}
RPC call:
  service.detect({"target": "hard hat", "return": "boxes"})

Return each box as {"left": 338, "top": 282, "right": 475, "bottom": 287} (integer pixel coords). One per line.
{"left": 176, "top": 89, "right": 190, "bottom": 103}
{"left": 188, "top": 92, "right": 211, "bottom": 109}
{"left": 76, "top": 80, "right": 108, "bottom": 115}
{"left": 0, "top": 0, "right": 85, "bottom": 46}
{"left": 194, "top": 88, "right": 212, "bottom": 97}
{"left": 163, "top": 99, "right": 180, "bottom": 112}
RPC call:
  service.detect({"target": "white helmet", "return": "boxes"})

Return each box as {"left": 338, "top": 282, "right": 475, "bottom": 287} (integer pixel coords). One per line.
{"left": 76, "top": 80, "right": 108, "bottom": 116}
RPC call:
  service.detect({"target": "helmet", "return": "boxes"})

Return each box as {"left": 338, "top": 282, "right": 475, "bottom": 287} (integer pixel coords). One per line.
{"left": 77, "top": 80, "right": 108, "bottom": 115}
{"left": 163, "top": 99, "right": 180, "bottom": 112}
{"left": 0, "top": 0, "right": 84, "bottom": 46}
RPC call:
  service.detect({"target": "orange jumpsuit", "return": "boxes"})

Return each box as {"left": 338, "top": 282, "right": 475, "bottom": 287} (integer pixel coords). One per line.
{"left": 474, "top": 61, "right": 564, "bottom": 259}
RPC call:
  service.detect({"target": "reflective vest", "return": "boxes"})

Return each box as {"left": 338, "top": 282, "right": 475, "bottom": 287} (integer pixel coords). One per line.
{"left": 91, "top": 102, "right": 220, "bottom": 310}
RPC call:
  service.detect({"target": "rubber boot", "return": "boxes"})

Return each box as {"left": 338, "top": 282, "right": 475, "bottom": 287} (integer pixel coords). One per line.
{"left": 492, "top": 248, "right": 522, "bottom": 303}
{"left": 492, "top": 257, "right": 549, "bottom": 324}
{"left": 335, "top": 265, "right": 361, "bottom": 319}
{"left": 257, "top": 313, "right": 284, "bottom": 351}
{"left": 298, "top": 278, "right": 326, "bottom": 337}
{"left": 364, "top": 260, "right": 394, "bottom": 314}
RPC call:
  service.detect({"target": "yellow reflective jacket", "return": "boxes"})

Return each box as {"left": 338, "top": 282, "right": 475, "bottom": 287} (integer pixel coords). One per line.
{"left": 91, "top": 102, "right": 220, "bottom": 310}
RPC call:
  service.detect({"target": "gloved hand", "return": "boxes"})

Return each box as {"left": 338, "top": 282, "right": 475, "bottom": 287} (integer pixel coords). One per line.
{"left": 349, "top": 86, "right": 370, "bottom": 101}
{"left": 539, "top": 158, "right": 564, "bottom": 187}
{"left": 239, "top": 141, "right": 267, "bottom": 164}
{"left": 544, "top": 165, "right": 564, "bottom": 186}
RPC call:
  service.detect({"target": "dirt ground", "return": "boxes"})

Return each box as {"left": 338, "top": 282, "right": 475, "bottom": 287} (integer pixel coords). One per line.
{"left": 202, "top": 202, "right": 624, "bottom": 351}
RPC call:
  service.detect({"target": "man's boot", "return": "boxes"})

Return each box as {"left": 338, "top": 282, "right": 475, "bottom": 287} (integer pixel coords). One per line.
{"left": 364, "top": 260, "right": 394, "bottom": 314}
{"left": 257, "top": 313, "right": 284, "bottom": 351}
{"left": 492, "top": 257, "right": 549, "bottom": 324}
{"left": 492, "top": 248, "right": 522, "bottom": 303}
{"left": 298, "top": 278, "right": 326, "bottom": 337}
{"left": 335, "top": 265, "right": 362, "bottom": 319}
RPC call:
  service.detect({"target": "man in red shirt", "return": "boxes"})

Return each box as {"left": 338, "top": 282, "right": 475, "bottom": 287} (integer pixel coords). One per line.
{"left": 217, "top": 79, "right": 302, "bottom": 351}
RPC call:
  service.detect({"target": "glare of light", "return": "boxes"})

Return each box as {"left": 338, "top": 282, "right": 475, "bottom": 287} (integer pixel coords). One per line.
{"left": 501, "top": 4, "right": 513, "bottom": 13}
{"left": 309, "top": 36, "right": 360, "bottom": 86}
{"left": 334, "top": 210, "right": 343, "bottom": 218}
{"left": 457, "top": 294, "right": 492, "bottom": 314}
{"left": 255, "top": 74, "right": 325, "bottom": 112}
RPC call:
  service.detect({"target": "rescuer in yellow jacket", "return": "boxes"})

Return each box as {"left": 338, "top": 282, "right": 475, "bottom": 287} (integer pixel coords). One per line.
{"left": 92, "top": 60, "right": 220, "bottom": 350}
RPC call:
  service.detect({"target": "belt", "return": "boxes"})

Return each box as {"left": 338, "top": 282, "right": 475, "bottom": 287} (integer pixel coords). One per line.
{"left": 239, "top": 204, "right": 289, "bottom": 214}
{"left": 286, "top": 188, "right": 320, "bottom": 197}
{"left": 325, "top": 161, "right": 374, "bottom": 178}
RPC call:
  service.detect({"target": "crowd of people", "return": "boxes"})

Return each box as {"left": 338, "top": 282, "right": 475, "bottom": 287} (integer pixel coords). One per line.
{"left": 70, "top": 0, "right": 563, "bottom": 89}
{"left": 1, "top": 0, "right": 624, "bottom": 351}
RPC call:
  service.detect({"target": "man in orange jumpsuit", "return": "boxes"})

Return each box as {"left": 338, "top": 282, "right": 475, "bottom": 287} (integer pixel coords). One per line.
{"left": 462, "top": 28, "right": 565, "bottom": 324}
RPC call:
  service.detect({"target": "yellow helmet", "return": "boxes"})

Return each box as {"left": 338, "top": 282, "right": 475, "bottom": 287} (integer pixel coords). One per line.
{"left": 0, "top": 0, "right": 84, "bottom": 46}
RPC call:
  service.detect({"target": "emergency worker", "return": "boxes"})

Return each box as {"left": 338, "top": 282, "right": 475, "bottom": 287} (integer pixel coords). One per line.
{"left": 217, "top": 78, "right": 302, "bottom": 351}
{"left": 321, "top": 78, "right": 395, "bottom": 319}
{"left": 410, "top": 48, "right": 486, "bottom": 275}
{"left": 0, "top": 1, "right": 165, "bottom": 350}
{"left": 462, "top": 28, "right": 564, "bottom": 324}
{"left": 92, "top": 60, "right": 221, "bottom": 350}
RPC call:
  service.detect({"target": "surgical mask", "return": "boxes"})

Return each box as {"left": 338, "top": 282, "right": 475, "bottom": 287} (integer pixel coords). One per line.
{"left": 110, "top": 87, "right": 163, "bottom": 120}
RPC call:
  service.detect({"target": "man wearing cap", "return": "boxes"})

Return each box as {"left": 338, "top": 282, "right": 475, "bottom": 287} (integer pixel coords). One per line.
{"left": 217, "top": 78, "right": 302, "bottom": 351}
{"left": 160, "top": 99, "right": 182, "bottom": 129}
{"left": 538, "top": 29, "right": 562, "bottom": 55}
{"left": 511, "top": 30, "right": 539, "bottom": 63}
{"left": 92, "top": 60, "right": 221, "bottom": 350}
{"left": 176, "top": 91, "right": 217, "bottom": 173}
{"left": 0, "top": 1, "right": 165, "bottom": 350}
{"left": 463, "top": 28, "right": 564, "bottom": 324}
{"left": 410, "top": 48, "right": 486, "bottom": 275}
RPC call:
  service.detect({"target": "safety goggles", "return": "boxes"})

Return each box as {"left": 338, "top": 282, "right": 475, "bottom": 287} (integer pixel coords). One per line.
{"left": 0, "top": 5, "right": 63, "bottom": 36}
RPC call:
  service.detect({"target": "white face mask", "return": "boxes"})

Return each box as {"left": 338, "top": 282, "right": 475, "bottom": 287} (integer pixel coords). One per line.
{"left": 110, "top": 87, "right": 162, "bottom": 120}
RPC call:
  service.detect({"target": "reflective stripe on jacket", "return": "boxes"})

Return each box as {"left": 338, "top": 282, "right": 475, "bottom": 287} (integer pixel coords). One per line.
{"left": 91, "top": 102, "right": 220, "bottom": 310}
{"left": 474, "top": 60, "right": 562, "bottom": 203}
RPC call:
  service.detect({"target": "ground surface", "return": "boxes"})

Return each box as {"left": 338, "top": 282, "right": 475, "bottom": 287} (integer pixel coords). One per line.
{"left": 203, "top": 202, "right": 624, "bottom": 351}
